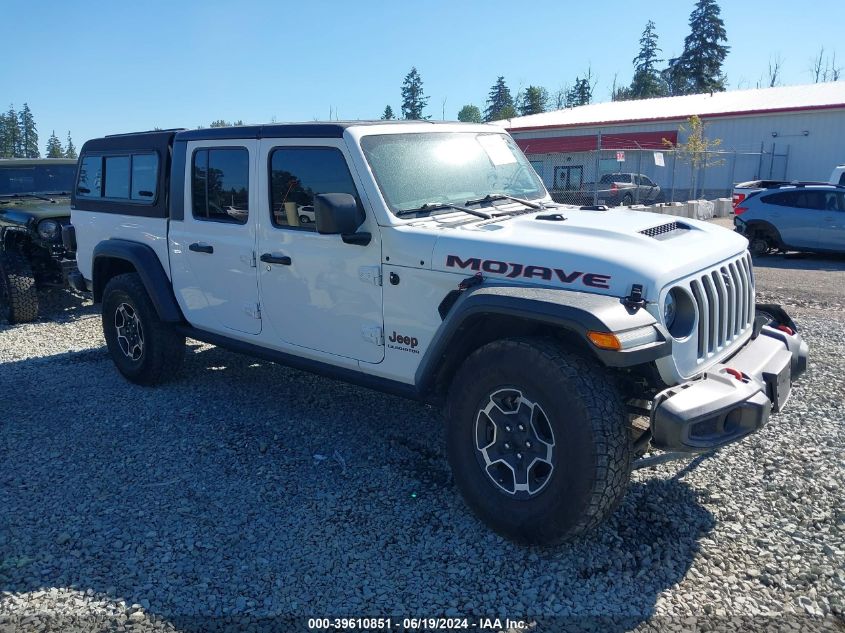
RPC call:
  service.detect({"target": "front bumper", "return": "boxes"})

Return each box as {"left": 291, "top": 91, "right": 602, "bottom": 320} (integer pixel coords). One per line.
{"left": 650, "top": 308, "right": 808, "bottom": 452}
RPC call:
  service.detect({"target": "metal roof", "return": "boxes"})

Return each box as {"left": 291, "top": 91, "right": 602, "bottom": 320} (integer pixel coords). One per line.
{"left": 499, "top": 82, "right": 845, "bottom": 131}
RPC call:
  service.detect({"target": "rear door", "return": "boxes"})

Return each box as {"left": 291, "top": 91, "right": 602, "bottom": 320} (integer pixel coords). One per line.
{"left": 760, "top": 191, "right": 821, "bottom": 249}
{"left": 169, "top": 140, "right": 261, "bottom": 335}
{"left": 819, "top": 191, "right": 845, "bottom": 251}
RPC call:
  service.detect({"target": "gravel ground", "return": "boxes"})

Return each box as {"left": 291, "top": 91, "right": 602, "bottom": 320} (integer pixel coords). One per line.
{"left": 1, "top": 247, "right": 843, "bottom": 632}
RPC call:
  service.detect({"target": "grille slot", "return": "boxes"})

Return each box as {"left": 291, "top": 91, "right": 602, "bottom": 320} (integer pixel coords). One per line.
{"left": 685, "top": 253, "right": 755, "bottom": 361}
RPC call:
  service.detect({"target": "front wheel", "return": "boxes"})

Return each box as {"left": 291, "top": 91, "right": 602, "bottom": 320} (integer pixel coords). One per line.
{"left": 445, "top": 337, "right": 632, "bottom": 544}
{"left": 102, "top": 273, "right": 185, "bottom": 385}
{"left": 0, "top": 250, "right": 38, "bottom": 324}
{"left": 749, "top": 236, "right": 770, "bottom": 257}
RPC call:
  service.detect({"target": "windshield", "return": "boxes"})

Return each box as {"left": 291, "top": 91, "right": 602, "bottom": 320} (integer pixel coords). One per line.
{"left": 0, "top": 163, "right": 77, "bottom": 195}
{"left": 360, "top": 132, "right": 546, "bottom": 214}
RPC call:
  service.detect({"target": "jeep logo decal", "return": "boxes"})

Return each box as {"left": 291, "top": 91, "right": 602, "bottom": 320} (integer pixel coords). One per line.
{"left": 445, "top": 255, "right": 611, "bottom": 289}
{"left": 387, "top": 331, "right": 420, "bottom": 354}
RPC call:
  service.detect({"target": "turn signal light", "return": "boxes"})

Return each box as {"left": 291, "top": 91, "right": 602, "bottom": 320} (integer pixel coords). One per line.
{"left": 587, "top": 331, "right": 622, "bottom": 351}
{"left": 776, "top": 325, "right": 794, "bottom": 336}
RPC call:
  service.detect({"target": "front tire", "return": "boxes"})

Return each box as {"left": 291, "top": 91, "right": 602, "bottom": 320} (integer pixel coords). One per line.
{"left": 0, "top": 250, "right": 38, "bottom": 324}
{"left": 446, "top": 337, "right": 632, "bottom": 544}
{"left": 102, "top": 273, "right": 185, "bottom": 385}
{"left": 749, "top": 236, "right": 770, "bottom": 257}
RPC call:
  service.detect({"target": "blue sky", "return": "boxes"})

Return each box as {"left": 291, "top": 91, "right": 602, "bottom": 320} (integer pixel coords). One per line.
{"left": 3, "top": 0, "right": 842, "bottom": 154}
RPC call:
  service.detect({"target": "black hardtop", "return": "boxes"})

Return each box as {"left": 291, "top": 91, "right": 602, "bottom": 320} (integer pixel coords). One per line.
{"left": 80, "top": 129, "right": 184, "bottom": 155}
{"left": 174, "top": 120, "right": 444, "bottom": 142}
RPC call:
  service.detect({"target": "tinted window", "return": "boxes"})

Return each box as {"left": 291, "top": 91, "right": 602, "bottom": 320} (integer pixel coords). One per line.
{"left": 617, "top": 174, "right": 631, "bottom": 183}
{"left": 794, "top": 191, "right": 826, "bottom": 210}
{"left": 762, "top": 192, "right": 796, "bottom": 207}
{"left": 192, "top": 148, "right": 250, "bottom": 224}
{"left": 131, "top": 154, "right": 158, "bottom": 201}
{"left": 839, "top": 173, "right": 845, "bottom": 186}
{"left": 641, "top": 176, "right": 655, "bottom": 186}
{"left": 104, "top": 156, "right": 130, "bottom": 199}
{"left": 77, "top": 155, "right": 103, "bottom": 198}
{"left": 269, "top": 147, "right": 359, "bottom": 230}
{"left": 823, "top": 192, "right": 844, "bottom": 211}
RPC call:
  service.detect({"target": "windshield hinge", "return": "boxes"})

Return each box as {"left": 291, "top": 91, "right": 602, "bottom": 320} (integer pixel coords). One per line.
{"left": 359, "top": 266, "right": 382, "bottom": 286}
{"left": 362, "top": 325, "right": 384, "bottom": 346}
{"left": 622, "top": 284, "right": 648, "bottom": 312}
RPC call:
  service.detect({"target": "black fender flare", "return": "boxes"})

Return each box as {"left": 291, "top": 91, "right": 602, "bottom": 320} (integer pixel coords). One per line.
{"left": 92, "top": 239, "right": 184, "bottom": 322}
{"left": 415, "top": 284, "right": 670, "bottom": 394}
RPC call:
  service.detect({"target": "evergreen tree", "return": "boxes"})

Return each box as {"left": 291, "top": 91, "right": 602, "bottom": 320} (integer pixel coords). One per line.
{"left": 46, "top": 130, "right": 64, "bottom": 158}
{"left": 18, "top": 103, "right": 39, "bottom": 158}
{"left": 629, "top": 21, "right": 669, "bottom": 99}
{"left": 457, "top": 104, "right": 482, "bottom": 123}
{"left": 65, "top": 132, "right": 77, "bottom": 159}
{"left": 380, "top": 105, "right": 395, "bottom": 120}
{"left": 517, "top": 86, "right": 549, "bottom": 116}
{"left": 3, "top": 105, "right": 22, "bottom": 157}
{"left": 565, "top": 77, "right": 592, "bottom": 107}
{"left": 666, "top": 0, "right": 730, "bottom": 95}
{"left": 484, "top": 76, "right": 515, "bottom": 122}
{"left": 400, "top": 67, "right": 429, "bottom": 120}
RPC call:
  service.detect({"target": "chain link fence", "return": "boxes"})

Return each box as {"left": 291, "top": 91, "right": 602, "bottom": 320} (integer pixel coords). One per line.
{"left": 529, "top": 144, "right": 790, "bottom": 207}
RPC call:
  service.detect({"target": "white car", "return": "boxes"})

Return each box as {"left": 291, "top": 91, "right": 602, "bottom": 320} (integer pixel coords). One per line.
{"left": 68, "top": 122, "right": 808, "bottom": 544}
{"left": 297, "top": 204, "right": 315, "bottom": 223}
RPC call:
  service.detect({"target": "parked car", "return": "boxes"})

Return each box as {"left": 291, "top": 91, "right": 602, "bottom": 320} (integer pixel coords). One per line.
{"left": 734, "top": 183, "right": 845, "bottom": 255}
{"left": 0, "top": 158, "right": 79, "bottom": 323}
{"left": 553, "top": 173, "right": 661, "bottom": 207}
{"left": 297, "top": 204, "right": 315, "bottom": 223}
{"left": 70, "top": 123, "right": 806, "bottom": 544}
{"left": 732, "top": 165, "right": 845, "bottom": 208}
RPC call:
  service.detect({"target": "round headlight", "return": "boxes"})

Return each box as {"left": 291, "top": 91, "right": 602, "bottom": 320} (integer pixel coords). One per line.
{"left": 664, "top": 287, "right": 696, "bottom": 339}
{"left": 37, "top": 219, "right": 61, "bottom": 241}
{"left": 664, "top": 291, "right": 677, "bottom": 329}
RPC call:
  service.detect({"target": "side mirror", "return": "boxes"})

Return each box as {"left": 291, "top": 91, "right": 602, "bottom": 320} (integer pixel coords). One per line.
{"left": 315, "top": 193, "right": 364, "bottom": 235}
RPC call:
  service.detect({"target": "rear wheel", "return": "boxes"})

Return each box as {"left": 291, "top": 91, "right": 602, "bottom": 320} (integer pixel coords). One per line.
{"left": 749, "top": 235, "right": 770, "bottom": 257}
{"left": 0, "top": 250, "right": 38, "bottom": 324}
{"left": 620, "top": 193, "right": 634, "bottom": 207}
{"left": 102, "top": 273, "right": 185, "bottom": 385}
{"left": 445, "top": 337, "right": 632, "bottom": 544}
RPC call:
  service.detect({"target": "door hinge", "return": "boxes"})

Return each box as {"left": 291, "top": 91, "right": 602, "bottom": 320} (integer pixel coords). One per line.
{"left": 241, "top": 252, "right": 257, "bottom": 268}
{"left": 361, "top": 325, "right": 384, "bottom": 346}
{"left": 359, "top": 266, "right": 382, "bottom": 286}
{"left": 245, "top": 303, "right": 261, "bottom": 319}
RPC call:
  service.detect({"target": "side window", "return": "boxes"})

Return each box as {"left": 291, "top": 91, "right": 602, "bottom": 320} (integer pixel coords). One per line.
{"left": 192, "top": 148, "right": 250, "bottom": 224}
{"left": 131, "top": 154, "right": 158, "bottom": 200}
{"left": 641, "top": 176, "right": 655, "bottom": 186}
{"left": 618, "top": 174, "right": 632, "bottom": 183}
{"left": 77, "top": 155, "right": 103, "bottom": 198}
{"left": 762, "top": 192, "right": 792, "bottom": 206}
{"left": 269, "top": 147, "right": 359, "bottom": 230}
{"left": 104, "top": 156, "right": 130, "bottom": 199}
{"left": 823, "top": 192, "right": 843, "bottom": 211}
{"left": 839, "top": 172, "right": 845, "bottom": 186}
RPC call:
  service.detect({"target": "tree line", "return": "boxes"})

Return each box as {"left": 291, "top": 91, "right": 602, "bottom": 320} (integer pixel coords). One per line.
{"left": 0, "top": 103, "right": 77, "bottom": 159}
{"left": 382, "top": 0, "right": 838, "bottom": 123}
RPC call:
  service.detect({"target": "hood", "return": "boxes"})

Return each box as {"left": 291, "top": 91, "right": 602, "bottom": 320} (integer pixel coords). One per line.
{"left": 0, "top": 197, "right": 72, "bottom": 221}
{"left": 423, "top": 207, "right": 748, "bottom": 301}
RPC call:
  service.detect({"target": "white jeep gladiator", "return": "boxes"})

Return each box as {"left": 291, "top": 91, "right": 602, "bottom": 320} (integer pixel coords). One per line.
{"left": 67, "top": 122, "right": 808, "bottom": 544}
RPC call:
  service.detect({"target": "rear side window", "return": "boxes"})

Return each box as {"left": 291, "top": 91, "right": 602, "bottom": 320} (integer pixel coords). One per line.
{"left": 191, "top": 148, "right": 250, "bottom": 224}
{"left": 268, "top": 147, "right": 359, "bottom": 230}
{"left": 76, "top": 153, "right": 158, "bottom": 202}
{"left": 761, "top": 192, "right": 796, "bottom": 206}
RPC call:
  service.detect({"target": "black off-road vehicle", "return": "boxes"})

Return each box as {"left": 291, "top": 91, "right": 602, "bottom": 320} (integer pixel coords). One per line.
{"left": 0, "top": 158, "right": 79, "bottom": 323}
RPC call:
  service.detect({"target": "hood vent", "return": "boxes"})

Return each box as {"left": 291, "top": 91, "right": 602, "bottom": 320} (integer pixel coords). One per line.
{"left": 640, "top": 221, "right": 690, "bottom": 239}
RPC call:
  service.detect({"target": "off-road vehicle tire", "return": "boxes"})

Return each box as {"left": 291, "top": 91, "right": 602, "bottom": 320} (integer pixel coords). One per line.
{"left": 446, "top": 337, "right": 632, "bottom": 544}
{"left": 102, "top": 273, "right": 185, "bottom": 385}
{"left": 0, "top": 250, "right": 38, "bottom": 324}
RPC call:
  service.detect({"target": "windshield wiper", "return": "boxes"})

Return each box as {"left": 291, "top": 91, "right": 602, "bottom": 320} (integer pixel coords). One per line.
{"left": 464, "top": 193, "right": 546, "bottom": 210}
{"left": 396, "top": 202, "right": 492, "bottom": 220}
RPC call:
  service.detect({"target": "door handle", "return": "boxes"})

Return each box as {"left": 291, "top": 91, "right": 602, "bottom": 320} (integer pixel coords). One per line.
{"left": 260, "top": 253, "right": 292, "bottom": 265}
{"left": 189, "top": 242, "right": 214, "bottom": 254}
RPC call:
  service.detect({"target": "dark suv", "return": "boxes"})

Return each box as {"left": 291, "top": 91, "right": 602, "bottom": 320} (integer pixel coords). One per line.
{"left": 0, "top": 158, "right": 79, "bottom": 322}
{"left": 734, "top": 184, "right": 845, "bottom": 256}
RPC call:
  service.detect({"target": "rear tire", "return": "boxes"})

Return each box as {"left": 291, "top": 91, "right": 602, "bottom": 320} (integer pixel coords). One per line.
{"left": 620, "top": 193, "right": 634, "bottom": 207}
{"left": 0, "top": 250, "right": 38, "bottom": 324}
{"left": 445, "top": 337, "right": 632, "bottom": 544}
{"left": 749, "top": 236, "right": 770, "bottom": 257}
{"left": 102, "top": 273, "right": 185, "bottom": 385}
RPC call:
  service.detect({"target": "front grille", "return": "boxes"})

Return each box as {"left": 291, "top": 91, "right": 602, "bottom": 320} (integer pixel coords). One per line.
{"left": 687, "top": 253, "right": 754, "bottom": 360}
{"left": 640, "top": 221, "right": 689, "bottom": 238}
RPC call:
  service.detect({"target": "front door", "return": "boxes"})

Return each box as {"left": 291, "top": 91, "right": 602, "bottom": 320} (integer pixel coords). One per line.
{"left": 820, "top": 191, "right": 845, "bottom": 251}
{"left": 255, "top": 140, "right": 384, "bottom": 363}
{"left": 169, "top": 140, "right": 261, "bottom": 335}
